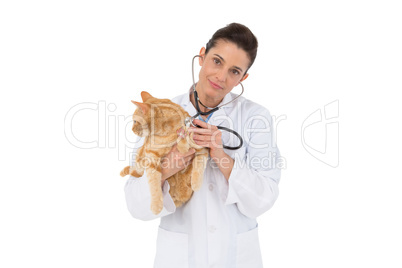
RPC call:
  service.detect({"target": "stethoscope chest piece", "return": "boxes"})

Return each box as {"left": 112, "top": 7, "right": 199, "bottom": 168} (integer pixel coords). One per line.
{"left": 185, "top": 117, "right": 195, "bottom": 128}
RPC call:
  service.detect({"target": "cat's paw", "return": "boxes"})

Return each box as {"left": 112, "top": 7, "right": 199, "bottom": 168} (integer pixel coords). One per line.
{"left": 129, "top": 168, "right": 143, "bottom": 177}
{"left": 191, "top": 177, "right": 202, "bottom": 191}
{"left": 120, "top": 166, "right": 130, "bottom": 177}
{"left": 176, "top": 138, "right": 190, "bottom": 154}
{"left": 150, "top": 200, "right": 164, "bottom": 215}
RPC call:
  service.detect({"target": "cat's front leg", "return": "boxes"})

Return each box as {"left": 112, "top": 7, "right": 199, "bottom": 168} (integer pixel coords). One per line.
{"left": 132, "top": 158, "right": 146, "bottom": 177}
{"left": 190, "top": 149, "right": 208, "bottom": 191}
{"left": 176, "top": 137, "right": 190, "bottom": 154}
{"left": 146, "top": 164, "right": 164, "bottom": 214}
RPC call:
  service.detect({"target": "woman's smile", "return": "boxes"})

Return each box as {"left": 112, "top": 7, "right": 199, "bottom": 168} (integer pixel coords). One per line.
{"left": 208, "top": 79, "right": 223, "bottom": 90}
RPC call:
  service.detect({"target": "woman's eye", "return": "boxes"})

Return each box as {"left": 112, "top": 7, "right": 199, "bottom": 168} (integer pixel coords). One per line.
{"left": 213, "top": 58, "right": 221, "bottom": 65}
{"left": 232, "top": 69, "right": 240, "bottom": 75}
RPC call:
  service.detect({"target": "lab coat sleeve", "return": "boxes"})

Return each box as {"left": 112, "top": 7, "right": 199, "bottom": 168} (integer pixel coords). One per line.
{"left": 225, "top": 107, "right": 281, "bottom": 219}
{"left": 124, "top": 139, "right": 176, "bottom": 221}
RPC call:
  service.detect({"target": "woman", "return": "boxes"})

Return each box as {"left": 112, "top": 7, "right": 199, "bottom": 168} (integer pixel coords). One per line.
{"left": 125, "top": 23, "right": 281, "bottom": 268}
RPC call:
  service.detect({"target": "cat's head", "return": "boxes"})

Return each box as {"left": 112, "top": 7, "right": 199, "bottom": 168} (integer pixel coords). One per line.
{"left": 131, "top": 91, "right": 187, "bottom": 137}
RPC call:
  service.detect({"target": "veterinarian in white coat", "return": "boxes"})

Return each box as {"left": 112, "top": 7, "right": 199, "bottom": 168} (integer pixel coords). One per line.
{"left": 125, "top": 23, "right": 281, "bottom": 268}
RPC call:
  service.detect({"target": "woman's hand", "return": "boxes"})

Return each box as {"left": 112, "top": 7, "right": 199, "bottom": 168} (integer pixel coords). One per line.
{"left": 188, "top": 119, "right": 234, "bottom": 180}
{"left": 188, "top": 119, "right": 224, "bottom": 159}
{"left": 160, "top": 144, "right": 195, "bottom": 186}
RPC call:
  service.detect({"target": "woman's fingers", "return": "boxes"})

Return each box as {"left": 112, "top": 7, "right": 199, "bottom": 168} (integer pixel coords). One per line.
{"left": 191, "top": 132, "right": 222, "bottom": 149}
{"left": 182, "top": 150, "right": 195, "bottom": 163}
{"left": 161, "top": 146, "right": 197, "bottom": 181}
{"left": 192, "top": 119, "right": 212, "bottom": 129}
{"left": 184, "top": 148, "right": 196, "bottom": 157}
{"left": 192, "top": 133, "right": 208, "bottom": 141}
{"left": 188, "top": 126, "right": 217, "bottom": 134}
{"left": 188, "top": 119, "right": 217, "bottom": 131}
{"left": 183, "top": 154, "right": 195, "bottom": 167}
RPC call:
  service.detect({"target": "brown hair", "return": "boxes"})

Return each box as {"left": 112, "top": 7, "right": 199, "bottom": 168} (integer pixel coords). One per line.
{"left": 205, "top": 23, "right": 258, "bottom": 73}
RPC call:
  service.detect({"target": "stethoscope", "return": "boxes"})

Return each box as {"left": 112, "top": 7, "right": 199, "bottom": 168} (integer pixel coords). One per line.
{"left": 185, "top": 55, "right": 244, "bottom": 150}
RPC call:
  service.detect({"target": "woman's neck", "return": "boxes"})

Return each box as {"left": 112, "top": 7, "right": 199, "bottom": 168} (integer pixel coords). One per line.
{"left": 191, "top": 84, "right": 222, "bottom": 112}
{"left": 190, "top": 91, "right": 208, "bottom": 114}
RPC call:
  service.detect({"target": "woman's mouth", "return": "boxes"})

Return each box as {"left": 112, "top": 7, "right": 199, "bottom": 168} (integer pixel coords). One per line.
{"left": 208, "top": 80, "right": 223, "bottom": 90}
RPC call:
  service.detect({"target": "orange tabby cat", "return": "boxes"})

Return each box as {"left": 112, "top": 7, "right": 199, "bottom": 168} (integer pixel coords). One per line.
{"left": 120, "top": 91, "right": 209, "bottom": 214}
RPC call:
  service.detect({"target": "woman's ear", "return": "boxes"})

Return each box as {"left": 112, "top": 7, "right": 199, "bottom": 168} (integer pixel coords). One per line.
{"left": 240, "top": 73, "right": 249, "bottom": 83}
{"left": 199, "top": 47, "right": 206, "bottom": 66}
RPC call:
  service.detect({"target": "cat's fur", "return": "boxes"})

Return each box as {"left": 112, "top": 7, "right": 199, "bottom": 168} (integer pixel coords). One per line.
{"left": 120, "top": 91, "right": 209, "bottom": 215}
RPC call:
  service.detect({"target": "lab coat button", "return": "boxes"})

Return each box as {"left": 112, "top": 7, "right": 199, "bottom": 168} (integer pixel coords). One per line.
{"left": 208, "top": 225, "right": 216, "bottom": 233}
{"left": 209, "top": 184, "right": 214, "bottom": 191}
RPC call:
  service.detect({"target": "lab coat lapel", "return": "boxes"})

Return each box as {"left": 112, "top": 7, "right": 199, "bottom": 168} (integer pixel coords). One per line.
{"left": 208, "top": 107, "right": 227, "bottom": 127}
{"left": 208, "top": 93, "right": 235, "bottom": 127}
{"left": 184, "top": 102, "right": 197, "bottom": 119}
{"left": 178, "top": 90, "right": 197, "bottom": 118}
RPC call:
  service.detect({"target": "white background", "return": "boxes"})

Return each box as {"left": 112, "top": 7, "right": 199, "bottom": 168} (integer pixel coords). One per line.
{"left": 1, "top": 0, "right": 401, "bottom": 267}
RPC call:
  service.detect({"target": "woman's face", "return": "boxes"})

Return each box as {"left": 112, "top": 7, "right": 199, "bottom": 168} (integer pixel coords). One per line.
{"left": 197, "top": 39, "right": 250, "bottom": 104}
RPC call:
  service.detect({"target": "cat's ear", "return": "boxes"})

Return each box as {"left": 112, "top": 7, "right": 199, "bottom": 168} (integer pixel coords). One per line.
{"left": 141, "top": 91, "right": 153, "bottom": 102}
{"left": 131, "top": 101, "right": 149, "bottom": 114}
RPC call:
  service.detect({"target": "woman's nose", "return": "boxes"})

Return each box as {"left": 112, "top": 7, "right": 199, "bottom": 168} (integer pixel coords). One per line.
{"left": 216, "top": 68, "right": 227, "bottom": 82}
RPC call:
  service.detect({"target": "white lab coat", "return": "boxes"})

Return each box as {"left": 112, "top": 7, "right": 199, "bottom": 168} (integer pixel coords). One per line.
{"left": 125, "top": 89, "right": 281, "bottom": 268}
